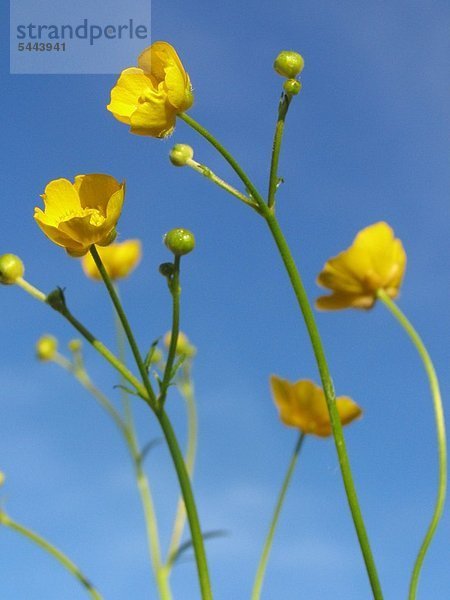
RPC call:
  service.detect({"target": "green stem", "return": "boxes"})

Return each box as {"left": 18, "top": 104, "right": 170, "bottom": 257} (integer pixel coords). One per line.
{"left": 267, "top": 93, "right": 291, "bottom": 209}
{"left": 90, "top": 245, "right": 157, "bottom": 409}
{"left": 166, "top": 368, "right": 198, "bottom": 567}
{"left": 16, "top": 276, "right": 147, "bottom": 400}
{"left": 251, "top": 433, "right": 305, "bottom": 600}
{"left": 186, "top": 159, "right": 260, "bottom": 212}
{"left": 377, "top": 290, "right": 447, "bottom": 600}
{"left": 112, "top": 286, "right": 172, "bottom": 600}
{"left": 0, "top": 513, "right": 102, "bottom": 599}
{"left": 156, "top": 409, "right": 212, "bottom": 600}
{"left": 264, "top": 212, "right": 383, "bottom": 598}
{"left": 89, "top": 247, "right": 212, "bottom": 599}
{"left": 15, "top": 277, "right": 47, "bottom": 302}
{"left": 55, "top": 355, "right": 172, "bottom": 600}
{"left": 181, "top": 115, "right": 383, "bottom": 599}
{"left": 113, "top": 283, "right": 134, "bottom": 427}
{"left": 55, "top": 355, "right": 127, "bottom": 435}
{"left": 126, "top": 428, "right": 172, "bottom": 600}
{"left": 179, "top": 113, "right": 267, "bottom": 213}
{"left": 160, "top": 256, "right": 181, "bottom": 405}
{"left": 56, "top": 302, "right": 148, "bottom": 402}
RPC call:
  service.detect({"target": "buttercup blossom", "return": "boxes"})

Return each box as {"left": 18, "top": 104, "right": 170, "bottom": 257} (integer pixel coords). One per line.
{"left": 107, "top": 41, "right": 193, "bottom": 138}
{"left": 81, "top": 239, "right": 142, "bottom": 280}
{"left": 316, "top": 222, "right": 406, "bottom": 310}
{"left": 271, "top": 376, "right": 362, "bottom": 438}
{"left": 34, "top": 174, "right": 125, "bottom": 257}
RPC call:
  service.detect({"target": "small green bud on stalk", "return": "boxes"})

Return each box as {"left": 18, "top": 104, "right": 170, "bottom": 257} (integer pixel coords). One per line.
{"left": 0, "top": 254, "right": 25, "bottom": 285}
{"left": 164, "top": 229, "right": 196, "bottom": 256}
{"left": 36, "top": 335, "right": 58, "bottom": 361}
{"left": 283, "top": 78, "right": 302, "bottom": 95}
{"left": 274, "top": 51, "right": 304, "bottom": 78}
{"left": 159, "top": 262, "right": 175, "bottom": 278}
{"left": 68, "top": 339, "right": 82, "bottom": 353}
{"left": 46, "top": 288, "right": 67, "bottom": 312}
{"left": 170, "top": 144, "right": 194, "bottom": 166}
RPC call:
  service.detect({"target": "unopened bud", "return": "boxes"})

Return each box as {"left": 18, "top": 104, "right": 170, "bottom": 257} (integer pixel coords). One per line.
{"left": 68, "top": 339, "right": 82, "bottom": 353}
{"left": 164, "top": 229, "right": 196, "bottom": 256}
{"left": 0, "top": 254, "right": 25, "bottom": 285}
{"left": 274, "top": 51, "right": 304, "bottom": 78}
{"left": 159, "top": 262, "right": 175, "bottom": 278}
{"left": 36, "top": 335, "right": 58, "bottom": 361}
{"left": 283, "top": 79, "right": 302, "bottom": 95}
{"left": 164, "top": 331, "right": 196, "bottom": 358}
{"left": 170, "top": 144, "right": 194, "bottom": 167}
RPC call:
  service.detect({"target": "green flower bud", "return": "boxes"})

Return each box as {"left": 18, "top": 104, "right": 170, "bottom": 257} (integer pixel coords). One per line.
{"left": 36, "top": 335, "right": 58, "bottom": 361}
{"left": 283, "top": 79, "right": 302, "bottom": 95}
{"left": 68, "top": 339, "right": 82, "bottom": 353}
{"left": 0, "top": 254, "right": 25, "bottom": 285}
{"left": 273, "top": 51, "right": 304, "bottom": 78}
{"left": 46, "top": 287, "right": 67, "bottom": 312}
{"left": 159, "top": 262, "right": 175, "bottom": 278}
{"left": 149, "top": 347, "right": 163, "bottom": 364}
{"left": 164, "top": 229, "right": 196, "bottom": 256}
{"left": 170, "top": 144, "right": 194, "bottom": 167}
{"left": 164, "top": 331, "right": 196, "bottom": 358}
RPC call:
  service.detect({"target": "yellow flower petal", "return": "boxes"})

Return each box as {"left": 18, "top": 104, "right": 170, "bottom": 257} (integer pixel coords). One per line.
{"left": 107, "top": 67, "right": 153, "bottom": 123}
{"left": 81, "top": 239, "right": 142, "bottom": 280}
{"left": 270, "top": 375, "right": 362, "bottom": 438}
{"left": 316, "top": 222, "right": 406, "bottom": 311}
{"left": 74, "top": 174, "right": 123, "bottom": 213}
{"left": 35, "top": 174, "right": 124, "bottom": 256}
{"left": 40, "top": 178, "right": 82, "bottom": 222}
{"left": 109, "top": 41, "right": 192, "bottom": 138}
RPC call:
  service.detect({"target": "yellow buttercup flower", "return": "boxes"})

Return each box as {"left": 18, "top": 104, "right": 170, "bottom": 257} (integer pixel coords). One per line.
{"left": 316, "top": 222, "right": 406, "bottom": 310}
{"left": 107, "top": 41, "right": 193, "bottom": 138}
{"left": 34, "top": 174, "right": 125, "bottom": 257}
{"left": 81, "top": 239, "right": 142, "bottom": 281}
{"left": 271, "top": 376, "right": 362, "bottom": 438}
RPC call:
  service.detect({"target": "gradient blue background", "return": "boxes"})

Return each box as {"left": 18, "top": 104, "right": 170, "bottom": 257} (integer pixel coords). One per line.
{"left": 1, "top": 1, "right": 449, "bottom": 598}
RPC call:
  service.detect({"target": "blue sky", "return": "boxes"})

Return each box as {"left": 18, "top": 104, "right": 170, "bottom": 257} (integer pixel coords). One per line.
{"left": 1, "top": 1, "right": 449, "bottom": 599}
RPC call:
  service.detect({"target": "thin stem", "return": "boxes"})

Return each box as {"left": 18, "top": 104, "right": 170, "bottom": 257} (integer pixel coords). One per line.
{"left": 112, "top": 287, "right": 172, "bottom": 600}
{"left": 377, "top": 290, "right": 447, "bottom": 600}
{"left": 267, "top": 93, "right": 291, "bottom": 209}
{"left": 54, "top": 354, "right": 172, "bottom": 600}
{"left": 264, "top": 213, "right": 383, "bottom": 598}
{"left": 15, "top": 277, "right": 47, "bottom": 302}
{"left": 156, "top": 409, "right": 212, "bottom": 600}
{"left": 251, "top": 433, "right": 305, "bottom": 600}
{"left": 113, "top": 283, "right": 134, "bottom": 426}
{"left": 181, "top": 115, "right": 383, "bottom": 598}
{"left": 56, "top": 303, "right": 148, "bottom": 401}
{"left": 58, "top": 357, "right": 127, "bottom": 439}
{"left": 15, "top": 276, "right": 147, "bottom": 400}
{"left": 160, "top": 256, "right": 181, "bottom": 405}
{"left": 179, "top": 113, "right": 267, "bottom": 213}
{"left": 186, "top": 159, "right": 260, "bottom": 212}
{"left": 166, "top": 366, "right": 198, "bottom": 566}
{"left": 0, "top": 513, "right": 102, "bottom": 599}
{"left": 90, "top": 245, "right": 157, "bottom": 408}
{"left": 126, "top": 428, "right": 172, "bottom": 600}
{"left": 89, "top": 247, "right": 212, "bottom": 599}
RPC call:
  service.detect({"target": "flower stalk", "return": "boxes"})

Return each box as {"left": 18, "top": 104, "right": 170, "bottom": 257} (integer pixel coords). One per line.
{"left": 251, "top": 433, "right": 305, "bottom": 600}
{"left": 179, "top": 112, "right": 383, "bottom": 599}
{"left": 0, "top": 512, "right": 102, "bottom": 600}
{"left": 377, "top": 289, "right": 446, "bottom": 600}
{"left": 90, "top": 245, "right": 213, "bottom": 600}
